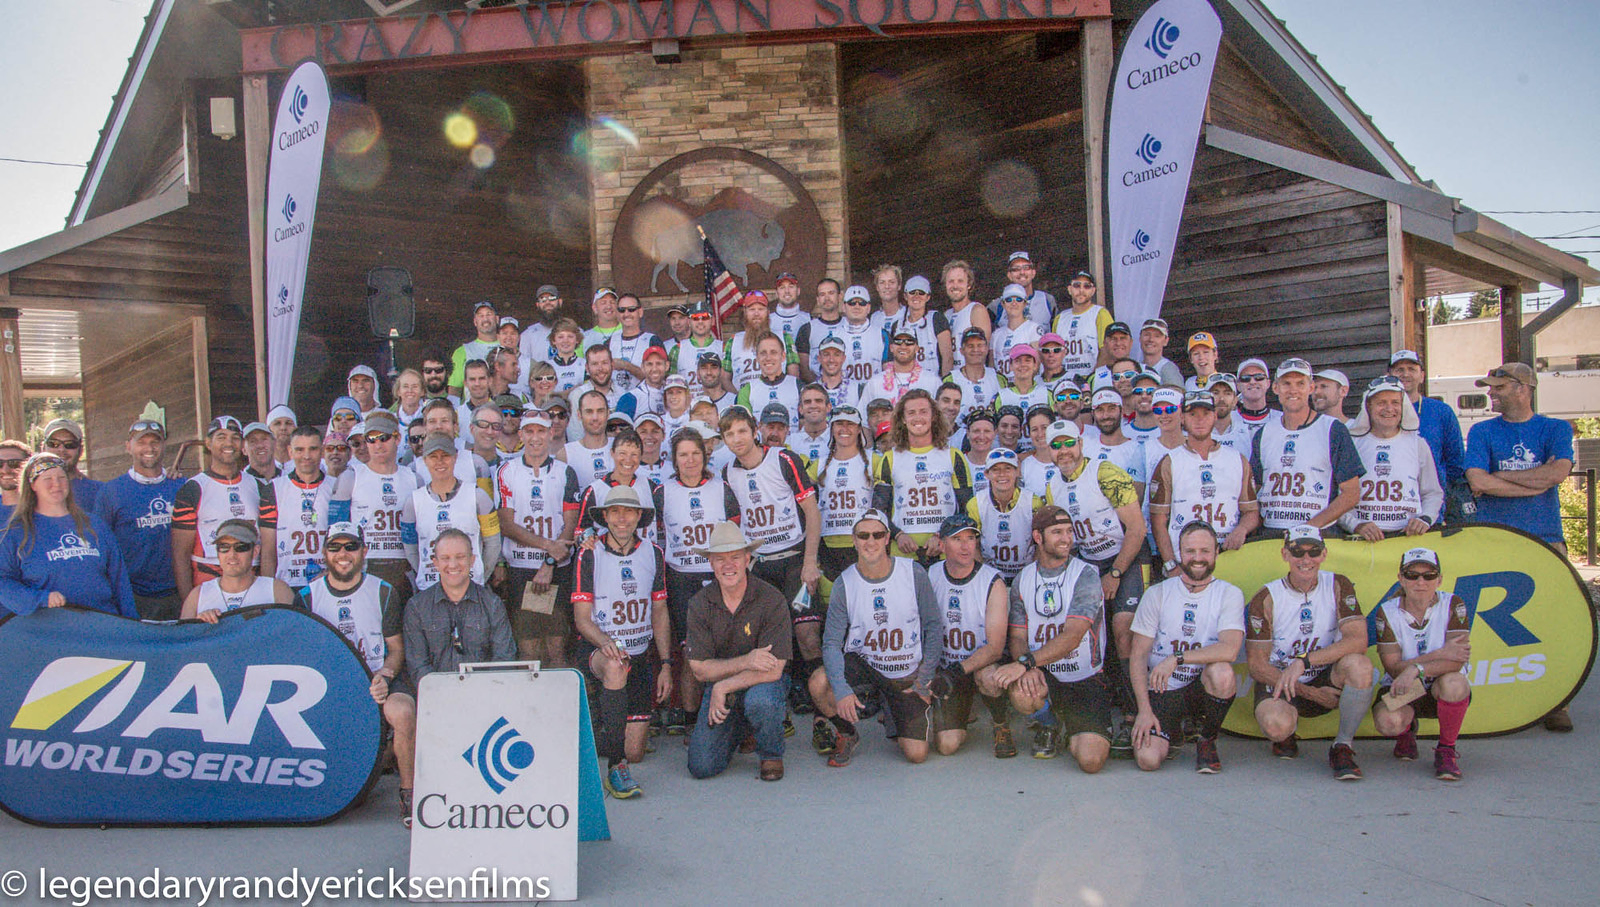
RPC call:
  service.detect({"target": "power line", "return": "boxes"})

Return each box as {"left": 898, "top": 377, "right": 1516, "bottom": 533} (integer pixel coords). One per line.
{"left": 1536, "top": 235, "right": 1600, "bottom": 240}
{"left": 0, "top": 157, "right": 85, "bottom": 168}
{"left": 1481, "top": 209, "right": 1600, "bottom": 215}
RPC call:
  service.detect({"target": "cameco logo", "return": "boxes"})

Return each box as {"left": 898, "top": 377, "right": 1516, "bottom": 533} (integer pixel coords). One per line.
{"left": 1144, "top": 17, "right": 1180, "bottom": 58}
{"left": 1122, "top": 229, "right": 1161, "bottom": 267}
{"left": 289, "top": 86, "right": 310, "bottom": 124}
{"left": 282, "top": 194, "right": 297, "bottom": 223}
{"left": 463, "top": 717, "right": 534, "bottom": 794}
{"left": 1132, "top": 230, "right": 1151, "bottom": 251}
{"left": 1137, "top": 134, "right": 1163, "bottom": 165}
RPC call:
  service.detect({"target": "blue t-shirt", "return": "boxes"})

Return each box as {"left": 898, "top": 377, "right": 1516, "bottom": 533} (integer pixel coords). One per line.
{"left": 1415, "top": 395, "right": 1466, "bottom": 489}
{"left": 1465, "top": 414, "right": 1574, "bottom": 544}
{"left": 93, "top": 470, "right": 185, "bottom": 596}
{"left": 72, "top": 475, "right": 104, "bottom": 513}
{"left": 0, "top": 513, "right": 137, "bottom": 618}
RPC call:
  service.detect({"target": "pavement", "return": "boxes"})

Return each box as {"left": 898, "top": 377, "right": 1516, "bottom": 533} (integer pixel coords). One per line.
{"left": 4, "top": 670, "right": 1600, "bottom": 907}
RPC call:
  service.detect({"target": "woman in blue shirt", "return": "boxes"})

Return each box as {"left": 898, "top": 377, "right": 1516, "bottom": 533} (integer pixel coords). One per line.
{"left": 0, "top": 454, "right": 136, "bottom": 618}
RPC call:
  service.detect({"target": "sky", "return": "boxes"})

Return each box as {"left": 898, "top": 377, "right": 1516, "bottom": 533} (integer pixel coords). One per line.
{"left": 0, "top": 0, "right": 1596, "bottom": 307}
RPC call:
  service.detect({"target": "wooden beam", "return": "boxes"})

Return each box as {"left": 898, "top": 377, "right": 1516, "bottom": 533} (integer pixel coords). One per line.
{"left": 182, "top": 81, "right": 202, "bottom": 195}
{"left": 1404, "top": 234, "right": 1428, "bottom": 393}
{"left": 1499, "top": 285, "right": 1523, "bottom": 366}
{"left": 1080, "top": 17, "right": 1111, "bottom": 290}
{"left": 0, "top": 305, "right": 22, "bottom": 440}
{"left": 243, "top": 73, "right": 270, "bottom": 423}
{"left": 191, "top": 315, "right": 212, "bottom": 442}
{"left": 1385, "top": 201, "right": 1409, "bottom": 355}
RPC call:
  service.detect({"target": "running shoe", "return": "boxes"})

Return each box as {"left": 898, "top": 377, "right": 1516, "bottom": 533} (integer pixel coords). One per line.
{"left": 1393, "top": 720, "right": 1418, "bottom": 761}
{"left": 604, "top": 762, "right": 641, "bottom": 799}
{"left": 1195, "top": 736, "right": 1221, "bottom": 774}
{"left": 399, "top": 787, "right": 413, "bottom": 829}
{"left": 1031, "top": 723, "right": 1060, "bottom": 760}
{"left": 790, "top": 683, "right": 816, "bottom": 716}
{"left": 812, "top": 718, "right": 838, "bottom": 755}
{"left": 664, "top": 708, "right": 688, "bottom": 736}
{"left": 827, "top": 732, "right": 859, "bottom": 768}
{"left": 1109, "top": 722, "right": 1134, "bottom": 759}
{"left": 1328, "top": 743, "right": 1363, "bottom": 781}
{"left": 1434, "top": 745, "right": 1462, "bottom": 781}
{"left": 782, "top": 715, "right": 795, "bottom": 738}
{"left": 1544, "top": 707, "right": 1573, "bottom": 732}
{"left": 993, "top": 723, "right": 1018, "bottom": 759}
{"left": 1271, "top": 735, "right": 1299, "bottom": 759}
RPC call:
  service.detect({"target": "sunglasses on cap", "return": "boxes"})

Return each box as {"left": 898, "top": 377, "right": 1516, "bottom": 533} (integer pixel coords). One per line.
{"left": 1401, "top": 569, "right": 1440, "bottom": 581}
{"left": 130, "top": 419, "right": 167, "bottom": 437}
{"left": 216, "top": 541, "right": 255, "bottom": 554}
{"left": 1048, "top": 437, "right": 1079, "bottom": 450}
{"left": 324, "top": 540, "right": 364, "bottom": 553}
{"left": 1286, "top": 544, "right": 1325, "bottom": 558}
{"left": 1151, "top": 403, "right": 1180, "bottom": 415}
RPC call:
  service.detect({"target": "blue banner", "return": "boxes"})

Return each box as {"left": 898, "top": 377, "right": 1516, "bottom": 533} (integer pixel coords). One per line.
{"left": 0, "top": 606, "right": 381, "bottom": 826}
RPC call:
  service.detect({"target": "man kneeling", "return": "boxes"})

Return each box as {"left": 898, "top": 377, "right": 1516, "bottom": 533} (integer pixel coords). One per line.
{"left": 685, "top": 523, "right": 793, "bottom": 782}
{"left": 1127, "top": 522, "right": 1244, "bottom": 773}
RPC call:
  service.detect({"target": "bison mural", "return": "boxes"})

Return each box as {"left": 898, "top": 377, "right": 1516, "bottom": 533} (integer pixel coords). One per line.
{"left": 649, "top": 209, "right": 787, "bottom": 293}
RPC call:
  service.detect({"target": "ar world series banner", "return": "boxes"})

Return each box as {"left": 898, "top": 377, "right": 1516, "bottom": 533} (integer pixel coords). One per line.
{"left": 0, "top": 607, "right": 381, "bottom": 826}
{"left": 1215, "top": 526, "right": 1596, "bottom": 738}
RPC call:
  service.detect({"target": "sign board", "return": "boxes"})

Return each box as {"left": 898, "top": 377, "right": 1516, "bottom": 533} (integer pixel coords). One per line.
{"left": 411, "top": 665, "right": 597, "bottom": 902}
{"left": 0, "top": 606, "right": 381, "bottom": 826}
{"left": 1214, "top": 526, "right": 1596, "bottom": 738}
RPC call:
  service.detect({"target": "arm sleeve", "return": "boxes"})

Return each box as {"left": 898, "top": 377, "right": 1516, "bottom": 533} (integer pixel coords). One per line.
{"left": 172, "top": 480, "right": 200, "bottom": 531}
{"left": 912, "top": 564, "right": 943, "bottom": 686}
{"left": 1328, "top": 421, "right": 1366, "bottom": 488}
{"left": 821, "top": 581, "right": 852, "bottom": 697}
{"left": 1245, "top": 588, "right": 1273, "bottom": 643}
{"left": 255, "top": 478, "right": 279, "bottom": 530}
{"left": 1249, "top": 429, "right": 1265, "bottom": 488}
{"left": 778, "top": 450, "right": 815, "bottom": 501}
{"left": 951, "top": 450, "right": 974, "bottom": 513}
{"left": 1464, "top": 423, "right": 1490, "bottom": 473}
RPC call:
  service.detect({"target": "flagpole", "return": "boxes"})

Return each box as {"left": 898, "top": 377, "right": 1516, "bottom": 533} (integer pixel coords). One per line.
{"left": 697, "top": 224, "right": 720, "bottom": 341}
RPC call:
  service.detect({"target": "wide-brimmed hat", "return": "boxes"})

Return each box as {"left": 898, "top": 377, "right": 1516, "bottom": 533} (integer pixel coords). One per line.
{"left": 693, "top": 521, "right": 762, "bottom": 557}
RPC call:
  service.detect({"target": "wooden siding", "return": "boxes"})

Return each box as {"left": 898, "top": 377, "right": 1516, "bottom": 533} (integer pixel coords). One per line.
{"left": 81, "top": 321, "right": 199, "bottom": 480}
{"left": 841, "top": 33, "right": 1087, "bottom": 296}
{"left": 1159, "top": 146, "right": 1392, "bottom": 412}
{"left": 1208, "top": 43, "right": 1340, "bottom": 162}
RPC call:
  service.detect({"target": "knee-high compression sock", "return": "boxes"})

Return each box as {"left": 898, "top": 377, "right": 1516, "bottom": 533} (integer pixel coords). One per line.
{"left": 1335, "top": 682, "right": 1375, "bottom": 747}
{"left": 1029, "top": 702, "right": 1058, "bottom": 728}
{"left": 598, "top": 687, "right": 628, "bottom": 766}
{"left": 1200, "top": 693, "right": 1234, "bottom": 740}
{"left": 983, "top": 693, "right": 1009, "bottom": 725}
{"left": 1435, "top": 697, "right": 1468, "bottom": 749}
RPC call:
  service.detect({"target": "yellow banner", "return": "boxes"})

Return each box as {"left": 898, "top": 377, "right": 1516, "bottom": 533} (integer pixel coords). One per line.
{"left": 1213, "top": 526, "right": 1595, "bottom": 738}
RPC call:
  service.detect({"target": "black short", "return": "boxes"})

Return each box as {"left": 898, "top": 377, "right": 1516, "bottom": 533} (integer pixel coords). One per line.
{"left": 1146, "top": 682, "right": 1207, "bottom": 741}
{"left": 818, "top": 544, "right": 858, "bottom": 582}
{"left": 1254, "top": 667, "right": 1339, "bottom": 718}
{"left": 665, "top": 567, "right": 712, "bottom": 647}
{"left": 384, "top": 668, "right": 417, "bottom": 700}
{"left": 754, "top": 549, "right": 816, "bottom": 623}
{"left": 578, "top": 642, "right": 657, "bottom": 723}
{"left": 932, "top": 669, "right": 1002, "bottom": 733}
{"left": 1041, "top": 671, "right": 1113, "bottom": 741}
{"left": 1087, "top": 557, "right": 1146, "bottom": 617}
{"left": 503, "top": 562, "right": 573, "bottom": 641}
{"left": 843, "top": 653, "right": 930, "bottom": 742}
{"left": 366, "top": 559, "right": 415, "bottom": 613}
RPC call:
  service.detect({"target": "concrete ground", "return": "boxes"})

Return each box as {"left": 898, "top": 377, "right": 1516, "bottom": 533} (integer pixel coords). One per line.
{"left": 4, "top": 670, "right": 1599, "bottom": 907}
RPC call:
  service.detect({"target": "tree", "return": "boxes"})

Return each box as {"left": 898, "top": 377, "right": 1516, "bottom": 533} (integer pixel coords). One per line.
{"left": 1466, "top": 289, "right": 1501, "bottom": 319}
{"left": 1428, "top": 296, "right": 1453, "bottom": 325}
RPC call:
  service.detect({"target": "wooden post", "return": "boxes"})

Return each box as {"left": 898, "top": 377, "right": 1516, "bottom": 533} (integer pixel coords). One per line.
{"left": 1080, "top": 18, "right": 1113, "bottom": 291}
{"left": 0, "top": 306, "right": 23, "bottom": 440}
{"left": 1385, "top": 201, "right": 1411, "bottom": 354}
{"left": 243, "top": 74, "right": 270, "bottom": 422}
{"left": 1405, "top": 238, "right": 1428, "bottom": 393}
{"left": 1498, "top": 284, "right": 1523, "bottom": 366}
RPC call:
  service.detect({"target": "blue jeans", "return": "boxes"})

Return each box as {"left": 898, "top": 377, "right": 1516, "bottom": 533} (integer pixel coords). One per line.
{"left": 687, "top": 676, "right": 789, "bottom": 779}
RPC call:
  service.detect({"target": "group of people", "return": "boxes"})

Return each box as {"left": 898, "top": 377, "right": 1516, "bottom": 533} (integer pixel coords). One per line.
{"left": 0, "top": 253, "right": 1577, "bottom": 824}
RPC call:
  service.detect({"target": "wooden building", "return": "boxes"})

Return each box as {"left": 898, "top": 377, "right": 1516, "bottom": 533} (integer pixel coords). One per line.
{"left": 1, "top": 0, "right": 1594, "bottom": 477}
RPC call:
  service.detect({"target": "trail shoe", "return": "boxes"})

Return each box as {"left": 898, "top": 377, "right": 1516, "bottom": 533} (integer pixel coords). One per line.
{"left": 992, "top": 723, "right": 1018, "bottom": 759}
{"left": 812, "top": 718, "right": 838, "bottom": 755}
{"left": 1031, "top": 723, "right": 1060, "bottom": 760}
{"left": 399, "top": 787, "right": 413, "bottom": 829}
{"left": 1329, "top": 743, "right": 1363, "bottom": 781}
{"left": 1195, "top": 736, "right": 1221, "bottom": 774}
{"left": 604, "top": 762, "right": 641, "bottom": 799}
{"left": 1434, "top": 745, "right": 1462, "bottom": 781}
{"left": 1271, "top": 736, "right": 1299, "bottom": 760}
{"left": 1393, "top": 720, "right": 1418, "bottom": 761}
{"left": 827, "top": 732, "right": 859, "bottom": 768}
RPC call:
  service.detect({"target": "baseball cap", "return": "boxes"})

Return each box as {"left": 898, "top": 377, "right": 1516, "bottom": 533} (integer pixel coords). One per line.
{"left": 1131, "top": 369, "right": 1161, "bottom": 385}
{"left": 843, "top": 285, "right": 871, "bottom": 304}
{"left": 1389, "top": 349, "right": 1422, "bottom": 367}
{"left": 873, "top": 420, "right": 892, "bottom": 440}
{"left": 959, "top": 327, "right": 987, "bottom": 346}
{"left": 1007, "top": 251, "right": 1032, "bottom": 265}
{"left": 829, "top": 405, "right": 862, "bottom": 426}
{"left": 492, "top": 394, "right": 525, "bottom": 412}
{"left": 473, "top": 300, "right": 496, "bottom": 313}
{"left": 1183, "top": 390, "right": 1216, "bottom": 410}
{"left": 891, "top": 326, "right": 918, "bottom": 342}
{"left": 1237, "top": 357, "right": 1269, "bottom": 377}
{"left": 128, "top": 415, "right": 167, "bottom": 439}
{"left": 606, "top": 413, "right": 635, "bottom": 429}
{"left": 1275, "top": 358, "right": 1313, "bottom": 380}
{"left": 1071, "top": 270, "right": 1095, "bottom": 283}
{"left": 774, "top": 271, "right": 800, "bottom": 287}
{"left": 1008, "top": 343, "right": 1038, "bottom": 361}
{"left": 542, "top": 398, "right": 570, "bottom": 416}
{"left": 364, "top": 411, "right": 399, "bottom": 434}
{"left": 760, "top": 403, "right": 790, "bottom": 425}
{"left": 687, "top": 300, "right": 712, "bottom": 317}
{"left": 663, "top": 374, "right": 692, "bottom": 391}
{"left": 854, "top": 508, "right": 891, "bottom": 530}
{"left": 1401, "top": 547, "right": 1441, "bottom": 569}
{"left": 643, "top": 345, "right": 670, "bottom": 362}
{"left": 817, "top": 335, "right": 847, "bottom": 354}
{"left": 903, "top": 275, "right": 931, "bottom": 295}
{"left": 214, "top": 519, "right": 259, "bottom": 546}
{"left": 634, "top": 412, "right": 664, "bottom": 429}
{"left": 1091, "top": 388, "right": 1123, "bottom": 409}
{"left": 1203, "top": 372, "right": 1237, "bottom": 391}
{"left": 329, "top": 396, "right": 362, "bottom": 417}
{"left": 519, "top": 411, "right": 553, "bottom": 430}
{"left": 240, "top": 420, "right": 271, "bottom": 439}
{"left": 1284, "top": 525, "right": 1325, "bottom": 549}
{"left": 592, "top": 287, "right": 617, "bottom": 304}
{"left": 326, "top": 522, "right": 364, "bottom": 544}
{"left": 939, "top": 513, "right": 979, "bottom": 538}
{"left": 1152, "top": 387, "right": 1183, "bottom": 408}
{"left": 1046, "top": 420, "right": 1080, "bottom": 443}
{"left": 985, "top": 448, "right": 1020, "bottom": 469}
{"left": 1141, "top": 318, "right": 1169, "bottom": 337}
{"left": 1039, "top": 332, "right": 1066, "bottom": 348}
{"left": 1315, "top": 368, "right": 1349, "bottom": 388}
{"left": 498, "top": 316, "right": 520, "bottom": 329}
{"left": 742, "top": 290, "right": 769, "bottom": 308}
{"left": 421, "top": 434, "right": 458, "bottom": 458}
{"left": 536, "top": 284, "right": 560, "bottom": 300}
{"left": 348, "top": 364, "right": 380, "bottom": 383}
{"left": 1105, "top": 321, "right": 1131, "bottom": 337}
{"left": 1000, "top": 283, "right": 1028, "bottom": 302}
{"left": 266, "top": 404, "right": 297, "bottom": 426}
{"left": 1475, "top": 362, "right": 1537, "bottom": 388}
{"left": 1187, "top": 331, "right": 1217, "bottom": 352}
{"left": 42, "top": 418, "right": 83, "bottom": 441}
{"left": 665, "top": 302, "right": 689, "bottom": 316}
{"left": 697, "top": 351, "right": 723, "bottom": 368}
{"left": 207, "top": 415, "right": 243, "bottom": 437}
{"left": 1348, "top": 376, "right": 1418, "bottom": 435}
{"left": 1032, "top": 504, "right": 1073, "bottom": 535}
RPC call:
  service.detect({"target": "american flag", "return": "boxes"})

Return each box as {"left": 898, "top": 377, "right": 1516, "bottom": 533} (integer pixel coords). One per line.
{"left": 700, "top": 226, "right": 742, "bottom": 340}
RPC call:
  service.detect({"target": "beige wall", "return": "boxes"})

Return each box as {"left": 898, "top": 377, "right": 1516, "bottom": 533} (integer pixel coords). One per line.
{"left": 1427, "top": 306, "right": 1600, "bottom": 377}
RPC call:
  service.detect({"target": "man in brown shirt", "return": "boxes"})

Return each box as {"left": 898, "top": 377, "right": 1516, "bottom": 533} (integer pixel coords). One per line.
{"left": 685, "top": 522, "right": 794, "bottom": 781}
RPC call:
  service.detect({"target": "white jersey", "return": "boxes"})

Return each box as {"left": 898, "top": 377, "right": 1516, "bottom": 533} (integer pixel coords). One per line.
{"left": 1019, "top": 454, "right": 1059, "bottom": 500}
{"left": 657, "top": 475, "right": 734, "bottom": 573}
{"left": 884, "top": 447, "right": 962, "bottom": 536}
{"left": 549, "top": 355, "right": 586, "bottom": 395}
{"left": 575, "top": 541, "right": 665, "bottom": 656}
{"left": 496, "top": 455, "right": 579, "bottom": 568}
{"left": 1049, "top": 460, "right": 1130, "bottom": 563}
{"left": 303, "top": 575, "right": 390, "bottom": 673}
{"left": 669, "top": 337, "right": 721, "bottom": 378}
{"left": 606, "top": 331, "right": 658, "bottom": 393}
{"left": 1350, "top": 432, "right": 1428, "bottom": 531}
{"left": 563, "top": 439, "right": 614, "bottom": 488}
{"left": 816, "top": 453, "right": 874, "bottom": 541}
{"left": 799, "top": 315, "right": 847, "bottom": 377}
{"left": 791, "top": 428, "right": 831, "bottom": 468}
{"left": 342, "top": 464, "right": 416, "bottom": 561}
{"left": 972, "top": 488, "right": 1038, "bottom": 579}
{"left": 815, "top": 377, "right": 860, "bottom": 413}
{"left": 726, "top": 447, "right": 812, "bottom": 554}
{"left": 770, "top": 305, "right": 808, "bottom": 352}
{"left": 1096, "top": 437, "right": 1147, "bottom": 486}
{"left": 1249, "top": 572, "right": 1360, "bottom": 683}
{"left": 840, "top": 558, "right": 924, "bottom": 680}
{"left": 990, "top": 320, "right": 1043, "bottom": 382}
{"left": 195, "top": 576, "right": 279, "bottom": 614}
{"left": 271, "top": 472, "right": 333, "bottom": 587}
{"left": 410, "top": 483, "right": 488, "bottom": 590}
{"left": 837, "top": 320, "right": 887, "bottom": 385}
{"left": 176, "top": 472, "right": 268, "bottom": 572}
{"left": 947, "top": 301, "right": 980, "bottom": 340}
{"left": 1129, "top": 577, "right": 1246, "bottom": 690}
{"left": 725, "top": 333, "right": 764, "bottom": 389}
{"left": 1013, "top": 558, "right": 1103, "bottom": 682}
{"left": 996, "top": 381, "right": 1051, "bottom": 414}
{"left": 860, "top": 365, "right": 942, "bottom": 408}
{"left": 1256, "top": 414, "right": 1338, "bottom": 528}
{"left": 1374, "top": 591, "right": 1468, "bottom": 685}
{"left": 1051, "top": 303, "right": 1106, "bottom": 378}
{"left": 929, "top": 561, "right": 1002, "bottom": 667}
{"left": 1213, "top": 418, "right": 1253, "bottom": 456}
{"left": 740, "top": 375, "right": 802, "bottom": 431}
{"left": 945, "top": 367, "right": 1002, "bottom": 423}
{"left": 520, "top": 321, "right": 553, "bottom": 363}
{"left": 1160, "top": 444, "right": 1250, "bottom": 555}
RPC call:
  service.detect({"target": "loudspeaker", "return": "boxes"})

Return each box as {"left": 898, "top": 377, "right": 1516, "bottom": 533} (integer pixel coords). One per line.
{"left": 366, "top": 266, "right": 415, "bottom": 338}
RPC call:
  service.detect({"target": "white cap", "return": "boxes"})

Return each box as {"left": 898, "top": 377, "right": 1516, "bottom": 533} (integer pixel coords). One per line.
{"left": 843, "top": 285, "right": 871, "bottom": 303}
{"left": 1237, "top": 357, "right": 1270, "bottom": 376}
{"left": 1275, "top": 358, "right": 1313, "bottom": 380}
{"left": 903, "top": 275, "right": 931, "bottom": 295}
{"left": 241, "top": 421, "right": 271, "bottom": 438}
{"left": 519, "top": 412, "right": 553, "bottom": 429}
{"left": 1314, "top": 368, "right": 1349, "bottom": 388}
{"left": 348, "top": 364, "right": 378, "bottom": 382}
{"left": 854, "top": 508, "right": 891, "bottom": 530}
{"left": 1284, "top": 525, "right": 1324, "bottom": 547}
{"left": 1045, "top": 420, "right": 1081, "bottom": 443}
{"left": 1390, "top": 349, "right": 1422, "bottom": 367}
{"left": 1000, "top": 283, "right": 1028, "bottom": 302}
{"left": 266, "top": 404, "right": 298, "bottom": 426}
{"left": 1152, "top": 387, "right": 1183, "bottom": 407}
{"left": 1007, "top": 250, "right": 1031, "bottom": 264}
{"left": 1091, "top": 388, "right": 1123, "bottom": 409}
{"left": 1401, "top": 547, "right": 1440, "bottom": 569}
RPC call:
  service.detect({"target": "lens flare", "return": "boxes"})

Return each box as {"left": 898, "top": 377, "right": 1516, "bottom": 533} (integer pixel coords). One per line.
{"left": 980, "top": 159, "right": 1041, "bottom": 219}
{"left": 469, "top": 143, "right": 496, "bottom": 169}
{"left": 332, "top": 136, "right": 390, "bottom": 192}
{"left": 596, "top": 116, "right": 639, "bottom": 148}
{"left": 443, "top": 112, "right": 477, "bottom": 149}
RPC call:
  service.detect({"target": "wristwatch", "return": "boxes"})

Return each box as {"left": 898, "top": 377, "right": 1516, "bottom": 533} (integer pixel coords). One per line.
{"left": 1016, "top": 652, "right": 1036, "bottom": 670}
{"left": 1163, "top": 560, "right": 1178, "bottom": 573}
{"left": 1175, "top": 651, "right": 1186, "bottom": 667}
{"left": 1109, "top": 567, "right": 1124, "bottom": 580}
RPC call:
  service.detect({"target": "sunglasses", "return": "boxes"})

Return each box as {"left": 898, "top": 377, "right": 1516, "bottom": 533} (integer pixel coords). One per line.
{"left": 471, "top": 419, "right": 500, "bottom": 430}
{"left": 347, "top": 436, "right": 366, "bottom": 447}
{"left": 891, "top": 338, "right": 917, "bottom": 346}
{"left": 1001, "top": 296, "right": 1026, "bottom": 304}
{"left": 1402, "top": 570, "right": 1440, "bottom": 581}
{"left": 1054, "top": 391, "right": 1082, "bottom": 402}
{"left": 843, "top": 299, "right": 870, "bottom": 306}
{"left": 216, "top": 541, "right": 255, "bottom": 554}
{"left": 363, "top": 431, "right": 395, "bottom": 444}
{"left": 0, "top": 458, "right": 25, "bottom": 469}
{"left": 1069, "top": 281, "right": 1094, "bottom": 289}
{"left": 1131, "top": 387, "right": 1157, "bottom": 396}
{"left": 534, "top": 375, "right": 557, "bottom": 383}
{"left": 1286, "top": 545, "right": 1325, "bottom": 559}
{"left": 690, "top": 313, "right": 713, "bottom": 320}
{"left": 43, "top": 439, "right": 81, "bottom": 451}
{"left": 131, "top": 419, "right": 167, "bottom": 436}
{"left": 422, "top": 366, "right": 448, "bottom": 374}
{"left": 325, "top": 541, "right": 363, "bottom": 553}
{"left": 1048, "top": 438, "right": 1079, "bottom": 450}
{"left": 1239, "top": 374, "right": 1270, "bottom": 383}
{"left": 617, "top": 306, "right": 642, "bottom": 314}
{"left": 854, "top": 530, "right": 889, "bottom": 541}
{"left": 1151, "top": 404, "right": 1180, "bottom": 415}
{"left": 325, "top": 443, "right": 351, "bottom": 453}
{"left": 1112, "top": 370, "right": 1139, "bottom": 381}
{"left": 905, "top": 290, "right": 929, "bottom": 297}
{"left": 407, "top": 435, "right": 426, "bottom": 446}
{"left": 499, "top": 408, "right": 522, "bottom": 418}
{"left": 1039, "top": 345, "right": 1064, "bottom": 354}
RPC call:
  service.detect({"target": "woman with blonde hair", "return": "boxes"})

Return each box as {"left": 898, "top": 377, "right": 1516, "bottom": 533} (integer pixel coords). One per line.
{"left": 0, "top": 453, "right": 135, "bottom": 617}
